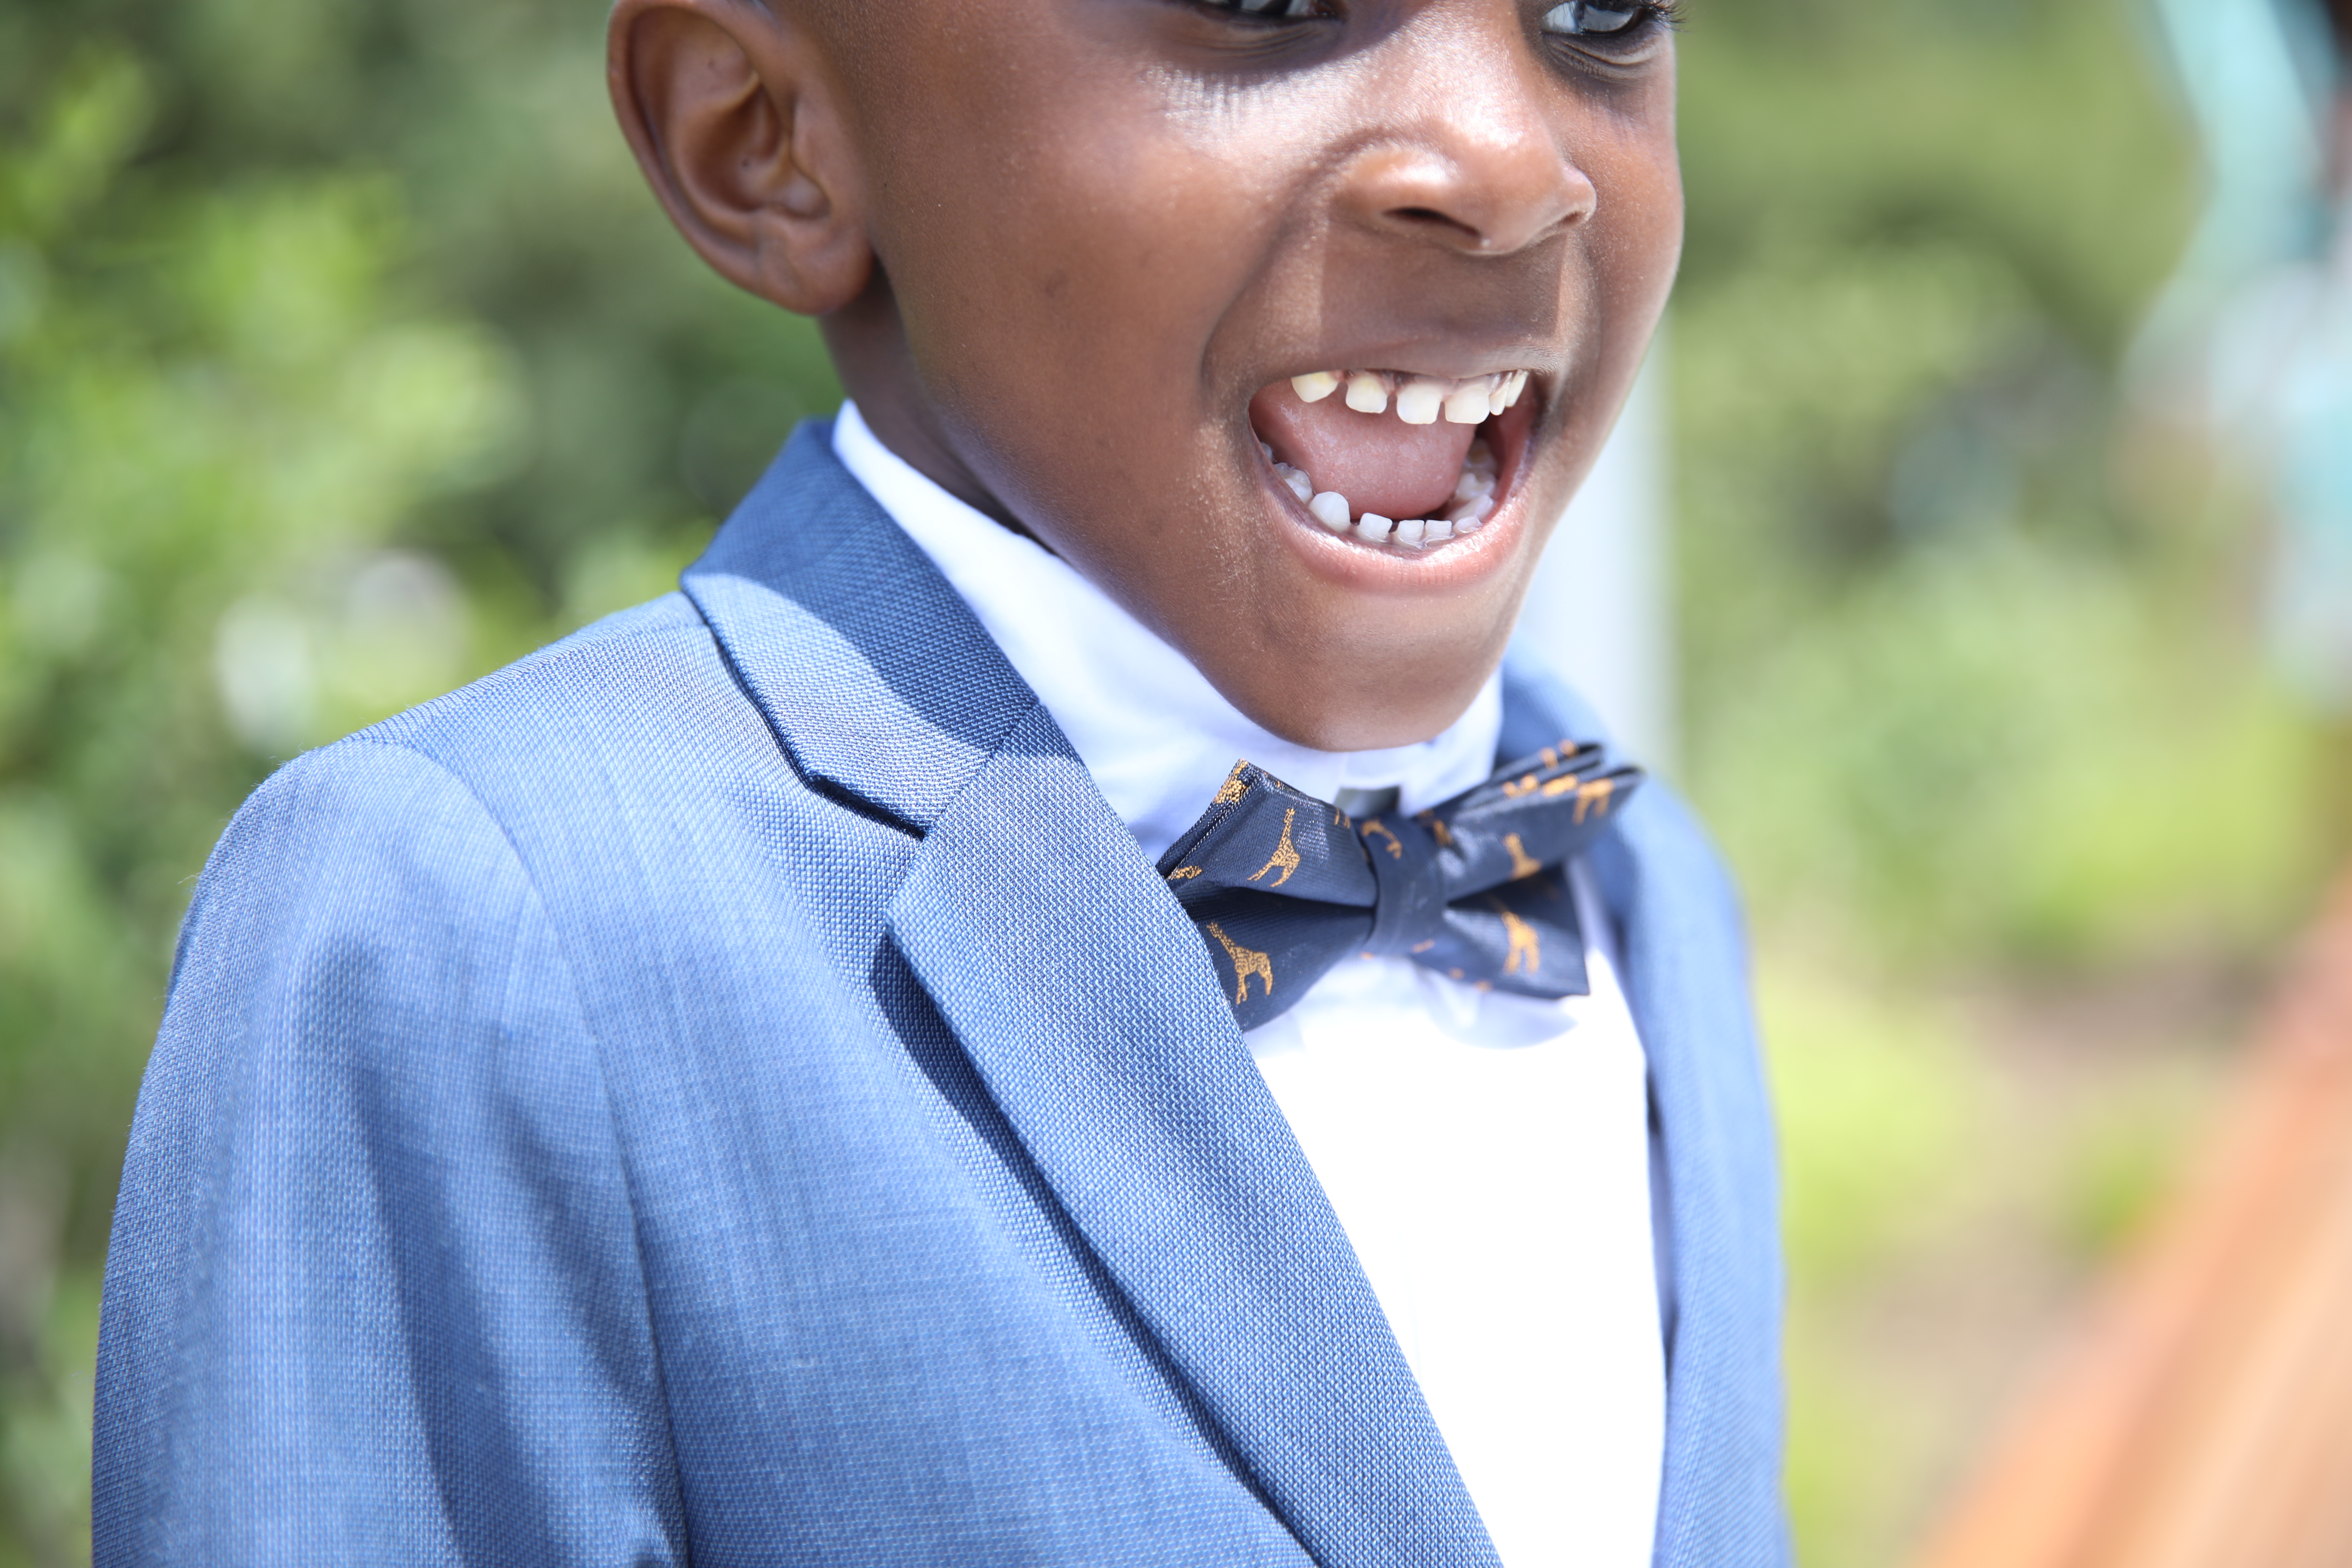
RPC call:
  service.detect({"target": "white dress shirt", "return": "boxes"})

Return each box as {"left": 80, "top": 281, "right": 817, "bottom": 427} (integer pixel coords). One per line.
{"left": 833, "top": 402, "right": 1665, "bottom": 1568}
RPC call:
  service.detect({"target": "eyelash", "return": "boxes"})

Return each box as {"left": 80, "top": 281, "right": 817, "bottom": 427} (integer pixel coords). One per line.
{"left": 1541, "top": 1, "right": 1682, "bottom": 40}
{"left": 1197, "top": 0, "right": 1327, "bottom": 17}
{"left": 1192, "top": 0, "right": 1682, "bottom": 42}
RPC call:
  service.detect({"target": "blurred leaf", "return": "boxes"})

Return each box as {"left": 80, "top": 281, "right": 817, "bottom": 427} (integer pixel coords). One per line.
{"left": 2056, "top": 1062, "right": 2207, "bottom": 1260}
{"left": 1762, "top": 963, "right": 1990, "bottom": 1287}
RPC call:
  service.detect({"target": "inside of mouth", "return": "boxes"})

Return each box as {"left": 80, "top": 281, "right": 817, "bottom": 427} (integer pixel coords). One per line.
{"left": 1246, "top": 368, "right": 1527, "bottom": 550}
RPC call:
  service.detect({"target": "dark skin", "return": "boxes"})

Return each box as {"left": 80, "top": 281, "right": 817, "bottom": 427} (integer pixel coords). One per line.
{"left": 609, "top": 0, "right": 1682, "bottom": 751}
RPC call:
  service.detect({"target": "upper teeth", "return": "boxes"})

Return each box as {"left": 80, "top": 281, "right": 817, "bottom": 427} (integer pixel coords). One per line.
{"left": 1292, "top": 368, "right": 1529, "bottom": 425}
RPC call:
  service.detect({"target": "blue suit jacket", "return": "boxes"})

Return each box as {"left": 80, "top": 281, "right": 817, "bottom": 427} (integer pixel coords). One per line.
{"left": 94, "top": 424, "right": 1787, "bottom": 1567}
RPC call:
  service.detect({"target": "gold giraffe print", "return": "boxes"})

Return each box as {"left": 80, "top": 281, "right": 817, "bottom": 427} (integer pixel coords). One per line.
{"left": 1166, "top": 865, "right": 1202, "bottom": 881}
{"left": 1539, "top": 773, "right": 1618, "bottom": 822}
{"left": 1362, "top": 819, "right": 1404, "bottom": 860}
{"left": 1490, "top": 898, "right": 1541, "bottom": 976}
{"left": 1504, "top": 833, "right": 1541, "bottom": 880}
{"left": 1249, "top": 807, "right": 1301, "bottom": 888}
{"left": 1417, "top": 811, "right": 1456, "bottom": 848}
{"left": 1206, "top": 921, "right": 1273, "bottom": 1005}
{"left": 1212, "top": 762, "right": 1250, "bottom": 806}
{"left": 1502, "top": 773, "right": 1539, "bottom": 799}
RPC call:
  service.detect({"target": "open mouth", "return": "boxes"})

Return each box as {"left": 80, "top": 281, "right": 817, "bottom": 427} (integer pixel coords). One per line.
{"left": 1247, "top": 368, "right": 1534, "bottom": 552}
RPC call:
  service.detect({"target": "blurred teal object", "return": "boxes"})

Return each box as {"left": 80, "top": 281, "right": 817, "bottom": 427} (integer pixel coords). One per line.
{"left": 2145, "top": 0, "right": 2352, "bottom": 712}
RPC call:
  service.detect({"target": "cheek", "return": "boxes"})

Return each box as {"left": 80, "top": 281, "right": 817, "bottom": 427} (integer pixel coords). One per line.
{"left": 1563, "top": 130, "right": 1680, "bottom": 425}
{"left": 887, "top": 125, "right": 1298, "bottom": 515}
{"left": 1584, "top": 100, "right": 1683, "bottom": 303}
{"left": 1015, "top": 149, "right": 1254, "bottom": 373}
{"left": 1524, "top": 134, "right": 1680, "bottom": 518}
{"left": 874, "top": 45, "right": 1317, "bottom": 387}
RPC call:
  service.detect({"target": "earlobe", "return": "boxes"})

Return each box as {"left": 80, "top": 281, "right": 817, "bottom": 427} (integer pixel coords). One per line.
{"left": 607, "top": 0, "right": 872, "bottom": 316}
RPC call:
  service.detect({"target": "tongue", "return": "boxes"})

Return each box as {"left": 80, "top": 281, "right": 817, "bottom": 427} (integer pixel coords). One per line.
{"left": 1249, "top": 382, "right": 1478, "bottom": 522}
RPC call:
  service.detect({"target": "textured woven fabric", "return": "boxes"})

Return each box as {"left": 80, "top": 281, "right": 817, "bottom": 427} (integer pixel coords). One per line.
{"left": 93, "top": 421, "right": 1788, "bottom": 1567}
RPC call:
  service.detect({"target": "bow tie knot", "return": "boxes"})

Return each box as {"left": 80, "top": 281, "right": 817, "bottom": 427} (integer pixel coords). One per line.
{"left": 1157, "top": 741, "right": 1643, "bottom": 1028}
{"left": 1361, "top": 807, "right": 1449, "bottom": 958}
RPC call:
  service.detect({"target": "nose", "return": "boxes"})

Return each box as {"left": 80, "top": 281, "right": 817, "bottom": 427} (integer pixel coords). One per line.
{"left": 1334, "top": 45, "right": 1596, "bottom": 257}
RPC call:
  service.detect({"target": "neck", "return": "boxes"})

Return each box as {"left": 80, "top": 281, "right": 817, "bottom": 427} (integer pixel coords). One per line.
{"left": 821, "top": 275, "right": 1033, "bottom": 538}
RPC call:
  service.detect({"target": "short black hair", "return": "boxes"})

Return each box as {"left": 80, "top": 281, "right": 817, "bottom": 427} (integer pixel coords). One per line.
{"left": 2326, "top": 0, "right": 2352, "bottom": 59}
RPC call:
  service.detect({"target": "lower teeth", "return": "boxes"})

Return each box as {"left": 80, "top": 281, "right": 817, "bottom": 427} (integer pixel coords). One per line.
{"left": 1275, "top": 438, "right": 1498, "bottom": 549}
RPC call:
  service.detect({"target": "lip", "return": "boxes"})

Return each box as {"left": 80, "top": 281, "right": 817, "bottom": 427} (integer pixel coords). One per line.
{"left": 1247, "top": 376, "right": 1542, "bottom": 594}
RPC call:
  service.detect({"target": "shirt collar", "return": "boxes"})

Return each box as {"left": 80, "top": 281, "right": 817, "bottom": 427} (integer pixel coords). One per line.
{"left": 832, "top": 401, "right": 1503, "bottom": 862}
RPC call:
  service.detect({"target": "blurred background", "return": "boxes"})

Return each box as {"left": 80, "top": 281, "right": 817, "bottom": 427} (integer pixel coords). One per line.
{"left": 0, "top": 0, "right": 2344, "bottom": 1563}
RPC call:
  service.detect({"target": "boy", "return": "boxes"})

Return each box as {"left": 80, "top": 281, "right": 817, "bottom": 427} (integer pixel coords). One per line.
{"left": 93, "top": 1, "right": 1785, "bottom": 1563}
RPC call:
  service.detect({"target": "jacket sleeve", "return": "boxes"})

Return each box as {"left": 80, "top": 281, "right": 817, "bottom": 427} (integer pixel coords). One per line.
{"left": 93, "top": 737, "right": 686, "bottom": 1567}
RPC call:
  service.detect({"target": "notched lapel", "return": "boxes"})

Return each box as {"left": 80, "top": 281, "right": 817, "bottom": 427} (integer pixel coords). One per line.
{"left": 888, "top": 708, "right": 1500, "bottom": 1568}
{"left": 682, "top": 424, "right": 1039, "bottom": 833}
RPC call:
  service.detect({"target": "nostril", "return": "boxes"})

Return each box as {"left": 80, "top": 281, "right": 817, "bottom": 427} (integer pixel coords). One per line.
{"left": 1387, "top": 205, "right": 1484, "bottom": 243}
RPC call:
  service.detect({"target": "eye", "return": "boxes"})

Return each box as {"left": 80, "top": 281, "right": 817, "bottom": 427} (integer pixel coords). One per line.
{"left": 1540, "top": 1, "right": 1659, "bottom": 35}
{"left": 1204, "top": 0, "right": 1325, "bottom": 16}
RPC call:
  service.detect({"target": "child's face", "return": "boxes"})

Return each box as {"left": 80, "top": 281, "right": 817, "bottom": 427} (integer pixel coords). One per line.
{"left": 620, "top": 0, "right": 1681, "bottom": 752}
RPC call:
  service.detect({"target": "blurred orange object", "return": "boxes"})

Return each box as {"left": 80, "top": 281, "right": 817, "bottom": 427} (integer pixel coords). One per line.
{"left": 1914, "top": 872, "right": 2352, "bottom": 1568}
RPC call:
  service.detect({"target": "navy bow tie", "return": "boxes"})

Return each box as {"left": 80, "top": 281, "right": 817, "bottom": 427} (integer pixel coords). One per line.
{"left": 1156, "top": 741, "right": 1643, "bottom": 1029}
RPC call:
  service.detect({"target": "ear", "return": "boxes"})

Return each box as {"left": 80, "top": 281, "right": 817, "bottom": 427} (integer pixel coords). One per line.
{"left": 607, "top": 0, "right": 872, "bottom": 315}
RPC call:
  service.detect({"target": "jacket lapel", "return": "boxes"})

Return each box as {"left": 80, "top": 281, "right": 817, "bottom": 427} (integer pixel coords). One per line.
{"left": 1501, "top": 664, "right": 1789, "bottom": 1567}
{"left": 892, "top": 715, "right": 1500, "bottom": 1568}
{"left": 686, "top": 424, "right": 1499, "bottom": 1568}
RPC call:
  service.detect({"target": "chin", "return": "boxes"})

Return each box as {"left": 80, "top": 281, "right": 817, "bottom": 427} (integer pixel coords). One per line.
{"left": 1203, "top": 596, "right": 1522, "bottom": 757}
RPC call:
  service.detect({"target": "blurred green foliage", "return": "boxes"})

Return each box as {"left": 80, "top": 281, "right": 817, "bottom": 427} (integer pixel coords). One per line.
{"left": 1673, "top": 6, "right": 2330, "bottom": 1564}
{"left": 1764, "top": 965, "right": 1990, "bottom": 1562}
{"left": 0, "top": 0, "right": 2330, "bottom": 1564}
{"left": 1675, "top": 0, "right": 2320, "bottom": 969}
{"left": 0, "top": 2, "right": 836, "bottom": 1558}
